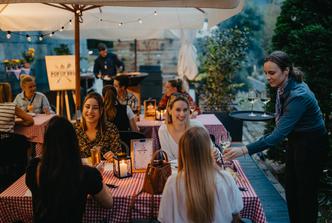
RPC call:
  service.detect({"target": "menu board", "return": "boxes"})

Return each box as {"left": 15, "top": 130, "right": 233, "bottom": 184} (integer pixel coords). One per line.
{"left": 45, "top": 55, "right": 76, "bottom": 91}
{"left": 130, "top": 138, "right": 153, "bottom": 172}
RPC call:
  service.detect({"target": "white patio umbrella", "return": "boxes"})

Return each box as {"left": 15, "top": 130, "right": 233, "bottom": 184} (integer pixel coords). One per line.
{"left": 0, "top": 0, "right": 244, "bottom": 112}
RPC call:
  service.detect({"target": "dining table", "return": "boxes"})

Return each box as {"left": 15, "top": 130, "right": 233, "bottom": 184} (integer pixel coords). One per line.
{"left": 14, "top": 114, "right": 55, "bottom": 156}
{"left": 0, "top": 160, "right": 266, "bottom": 223}
{"left": 137, "top": 114, "right": 228, "bottom": 149}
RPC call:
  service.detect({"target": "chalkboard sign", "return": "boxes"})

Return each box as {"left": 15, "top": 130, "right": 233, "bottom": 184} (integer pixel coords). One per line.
{"left": 45, "top": 55, "right": 76, "bottom": 91}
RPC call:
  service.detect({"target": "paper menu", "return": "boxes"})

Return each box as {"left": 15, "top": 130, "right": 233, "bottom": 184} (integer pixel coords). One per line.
{"left": 131, "top": 139, "right": 153, "bottom": 172}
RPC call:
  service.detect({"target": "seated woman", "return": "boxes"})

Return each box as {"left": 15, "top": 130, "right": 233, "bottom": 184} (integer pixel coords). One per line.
{"left": 75, "top": 92, "right": 122, "bottom": 158}
{"left": 158, "top": 93, "right": 220, "bottom": 161}
{"left": 158, "top": 126, "right": 243, "bottom": 223}
{"left": 0, "top": 82, "right": 33, "bottom": 189}
{"left": 158, "top": 79, "right": 200, "bottom": 116}
{"left": 14, "top": 75, "right": 53, "bottom": 114}
{"left": 26, "top": 116, "right": 113, "bottom": 222}
{"left": 102, "top": 85, "right": 138, "bottom": 131}
{"left": 113, "top": 75, "right": 139, "bottom": 114}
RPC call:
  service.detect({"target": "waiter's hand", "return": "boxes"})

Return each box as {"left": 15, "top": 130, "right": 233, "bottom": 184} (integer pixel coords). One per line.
{"left": 223, "top": 146, "right": 248, "bottom": 161}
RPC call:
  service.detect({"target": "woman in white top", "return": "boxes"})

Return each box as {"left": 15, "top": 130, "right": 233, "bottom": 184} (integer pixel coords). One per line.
{"left": 158, "top": 93, "right": 219, "bottom": 161}
{"left": 158, "top": 126, "right": 243, "bottom": 223}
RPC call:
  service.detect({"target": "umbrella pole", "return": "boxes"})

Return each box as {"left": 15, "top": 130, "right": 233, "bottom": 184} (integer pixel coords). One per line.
{"left": 74, "top": 6, "right": 81, "bottom": 120}
{"left": 134, "top": 39, "right": 137, "bottom": 71}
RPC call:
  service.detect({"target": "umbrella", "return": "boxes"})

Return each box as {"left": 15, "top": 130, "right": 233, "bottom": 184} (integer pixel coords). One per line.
{"left": 0, "top": 0, "right": 244, "bottom": 114}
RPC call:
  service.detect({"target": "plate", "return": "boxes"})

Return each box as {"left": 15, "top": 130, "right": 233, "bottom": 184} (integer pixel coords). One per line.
{"left": 27, "top": 112, "right": 36, "bottom": 117}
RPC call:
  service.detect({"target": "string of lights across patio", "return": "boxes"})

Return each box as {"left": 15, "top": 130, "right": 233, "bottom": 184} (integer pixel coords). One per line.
{"left": 0, "top": 9, "right": 158, "bottom": 42}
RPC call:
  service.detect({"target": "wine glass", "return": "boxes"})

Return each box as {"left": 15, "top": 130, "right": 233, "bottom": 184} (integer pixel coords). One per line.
{"left": 248, "top": 90, "right": 257, "bottom": 117}
{"left": 260, "top": 91, "right": 271, "bottom": 117}
{"left": 220, "top": 132, "right": 232, "bottom": 153}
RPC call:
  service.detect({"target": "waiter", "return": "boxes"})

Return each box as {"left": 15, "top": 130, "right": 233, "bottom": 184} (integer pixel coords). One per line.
{"left": 93, "top": 43, "right": 124, "bottom": 86}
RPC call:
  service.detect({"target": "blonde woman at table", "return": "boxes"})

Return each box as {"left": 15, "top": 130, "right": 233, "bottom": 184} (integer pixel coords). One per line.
{"left": 26, "top": 116, "right": 113, "bottom": 223}
{"left": 158, "top": 126, "right": 243, "bottom": 223}
{"left": 0, "top": 82, "right": 34, "bottom": 190}
{"left": 158, "top": 93, "right": 221, "bottom": 161}
{"left": 14, "top": 75, "right": 53, "bottom": 114}
{"left": 75, "top": 92, "right": 122, "bottom": 158}
{"left": 102, "top": 85, "right": 138, "bottom": 131}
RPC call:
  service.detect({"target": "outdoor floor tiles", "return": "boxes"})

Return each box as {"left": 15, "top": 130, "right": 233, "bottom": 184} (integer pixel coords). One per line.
{"left": 237, "top": 156, "right": 290, "bottom": 223}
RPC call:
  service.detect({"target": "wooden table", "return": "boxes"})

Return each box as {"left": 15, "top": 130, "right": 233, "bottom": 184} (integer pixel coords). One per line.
{"left": 0, "top": 161, "right": 266, "bottom": 223}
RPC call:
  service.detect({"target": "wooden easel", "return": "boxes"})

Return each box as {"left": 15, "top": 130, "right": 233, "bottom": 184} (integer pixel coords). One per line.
{"left": 56, "top": 90, "right": 76, "bottom": 120}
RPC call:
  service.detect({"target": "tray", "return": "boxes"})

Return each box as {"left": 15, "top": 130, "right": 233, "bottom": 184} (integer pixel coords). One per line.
{"left": 229, "top": 110, "right": 275, "bottom": 121}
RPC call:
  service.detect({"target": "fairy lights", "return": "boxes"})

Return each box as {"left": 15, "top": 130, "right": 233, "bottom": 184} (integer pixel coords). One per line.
{"left": 1, "top": 18, "right": 73, "bottom": 42}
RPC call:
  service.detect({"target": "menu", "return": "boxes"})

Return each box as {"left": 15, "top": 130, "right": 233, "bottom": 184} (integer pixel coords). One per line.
{"left": 131, "top": 138, "right": 153, "bottom": 172}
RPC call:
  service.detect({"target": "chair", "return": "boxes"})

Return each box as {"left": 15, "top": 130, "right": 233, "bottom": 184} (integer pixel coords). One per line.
{"left": 118, "top": 131, "right": 145, "bottom": 154}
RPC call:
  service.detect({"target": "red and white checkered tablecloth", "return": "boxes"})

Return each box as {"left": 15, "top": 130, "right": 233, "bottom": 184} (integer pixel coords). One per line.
{"left": 14, "top": 114, "right": 55, "bottom": 156}
{"left": 137, "top": 114, "right": 228, "bottom": 149}
{"left": 0, "top": 161, "right": 266, "bottom": 223}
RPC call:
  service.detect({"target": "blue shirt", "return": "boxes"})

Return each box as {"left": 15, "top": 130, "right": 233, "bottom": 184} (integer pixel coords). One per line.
{"left": 247, "top": 78, "right": 325, "bottom": 155}
{"left": 14, "top": 92, "right": 53, "bottom": 114}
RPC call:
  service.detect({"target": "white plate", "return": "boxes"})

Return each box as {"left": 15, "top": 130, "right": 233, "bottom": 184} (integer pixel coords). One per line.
{"left": 27, "top": 112, "right": 36, "bottom": 117}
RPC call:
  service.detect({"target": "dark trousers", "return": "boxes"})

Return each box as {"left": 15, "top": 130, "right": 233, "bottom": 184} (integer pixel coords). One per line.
{"left": 286, "top": 129, "right": 328, "bottom": 223}
{"left": 0, "top": 133, "right": 30, "bottom": 191}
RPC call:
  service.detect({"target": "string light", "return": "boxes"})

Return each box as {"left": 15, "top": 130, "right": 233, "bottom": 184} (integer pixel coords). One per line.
{"left": 6, "top": 31, "right": 11, "bottom": 39}
{"left": 96, "top": 10, "right": 157, "bottom": 26}
{"left": 69, "top": 19, "right": 72, "bottom": 25}
{"left": 26, "top": 34, "right": 32, "bottom": 42}
{"left": 1, "top": 17, "right": 73, "bottom": 42}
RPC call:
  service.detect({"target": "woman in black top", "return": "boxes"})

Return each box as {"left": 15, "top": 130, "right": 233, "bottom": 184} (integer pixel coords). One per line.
{"left": 26, "top": 116, "right": 113, "bottom": 223}
{"left": 102, "top": 85, "right": 138, "bottom": 131}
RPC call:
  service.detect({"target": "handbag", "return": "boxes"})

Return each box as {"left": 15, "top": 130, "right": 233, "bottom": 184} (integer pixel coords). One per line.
{"left": 130, "top": 150, "right": 172, "bottom": 222}
{"left": 142, "top": 150, "right": 172, "bottom": 195}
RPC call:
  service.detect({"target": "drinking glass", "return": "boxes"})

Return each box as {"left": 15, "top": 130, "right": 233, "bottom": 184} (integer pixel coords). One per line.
{"left": 260, "top": 91, "right": 271, "bottom": 117}
{"left": 248, "top": 90, "right": 257, "bottom": 117}
{"left": 220, "top": 132, "right": 232, "bottom": 153}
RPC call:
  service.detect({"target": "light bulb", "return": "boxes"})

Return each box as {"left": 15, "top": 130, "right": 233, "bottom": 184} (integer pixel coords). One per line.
{"left": 26, "top": 34, "right": 31, "bottom": 42}
{"left": 39, "top": 35, "right": 43, "bottom": 41}
{"left": 138, "top": 18, "right": 142, "bottom": 24}
{"left": 118, "top": 22, "right": 123, "bottom": 27}
{"left": 69, "top": 19, "right": 72, "bottom": 25}
{"left": 6, "top": 31, "right": 11, "bottom": 39}
{"left": 154, "top": 10, "right": 157, "bottom": 16}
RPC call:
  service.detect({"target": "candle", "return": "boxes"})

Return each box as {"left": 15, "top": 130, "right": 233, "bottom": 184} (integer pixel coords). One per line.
{"left": 119, "top": 160, "right": 128, "bottom": 177}
{"left": 156, "top": 110, "right": 161, "bottom": 120}
{"left": 161, "top": 110, "right": 165, "bottom": 120}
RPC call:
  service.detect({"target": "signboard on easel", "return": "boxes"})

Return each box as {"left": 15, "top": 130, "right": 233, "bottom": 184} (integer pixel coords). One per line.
{"left": 45, "top": 55, "right": 76, "bottom": 90}
{"left": 45, "top": 55, "right": 76, "bottom": 120}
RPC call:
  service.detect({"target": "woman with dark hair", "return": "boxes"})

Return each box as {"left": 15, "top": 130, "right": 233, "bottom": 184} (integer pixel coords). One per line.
{"left": 75, "top": 92, "right": 121, "bottom": 158}
{"left": 158, "top": 79, "right": 200, "bottom": 116}
{"left": 102, "top": 85, "right": 138, "bottom": 131}
{"left": 158, "top": 126, "right": 243, "bottom": 223}
{"left": 26, "top": 116, "right": 113, "bottom": 222}
{"left": 113, "top": 75, "right": 139, "bottom": 114}
{"left": 224, "top": 51, "right": 329, "bottom": 223}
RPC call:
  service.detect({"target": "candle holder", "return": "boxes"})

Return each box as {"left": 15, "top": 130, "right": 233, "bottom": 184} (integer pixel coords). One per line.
{"left": 113, "top": 152, "right": 132, "bottom": 179}
{"left": 155, "top": 109, "right": 165, "bottom": 121}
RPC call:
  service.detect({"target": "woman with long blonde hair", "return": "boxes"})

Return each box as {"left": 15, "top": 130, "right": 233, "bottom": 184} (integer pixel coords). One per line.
{"left": 158, "top": 93, "right": 220, "bottom": 161}
{"left": 158, "top": 126, "right": 243, "bottom": 223}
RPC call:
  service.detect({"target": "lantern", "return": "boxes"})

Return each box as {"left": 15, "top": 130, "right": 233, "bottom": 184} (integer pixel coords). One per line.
{"left": 155, "top": 109, "right": 165, "bottom": 121}
{"left": 113, "top": 153, "right": 132, "bottom": 178}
